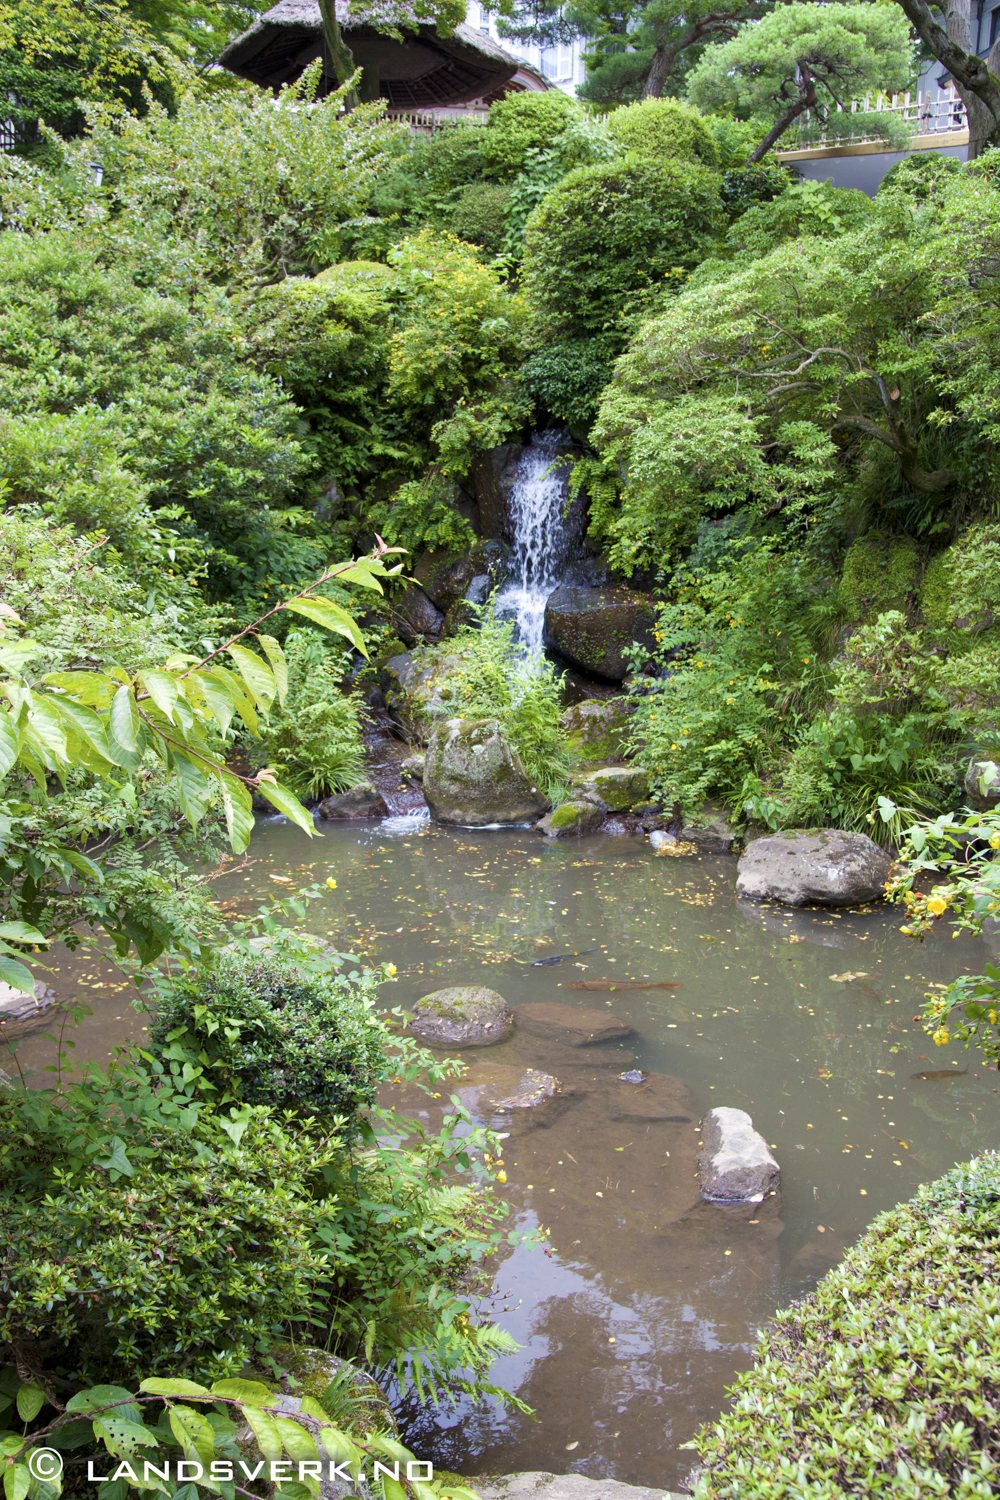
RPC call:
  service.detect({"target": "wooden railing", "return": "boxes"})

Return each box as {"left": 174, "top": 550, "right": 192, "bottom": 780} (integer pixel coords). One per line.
{"left": 788, "top": 89, "right": 968, "bottom": 149}
{"left": 386, "top": 108, "right": 489, "bottom": 133}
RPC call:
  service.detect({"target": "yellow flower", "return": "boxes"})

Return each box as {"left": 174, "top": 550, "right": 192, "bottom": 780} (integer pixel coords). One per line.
{"left": 386, "top": 963, "right": 397, "bottom": 976}
{"left": 927, "top": 895, "right": 948, "bottom": 916}
{"left": 496, "top": 1170, "right": 507, "bottom": 1184}
{"left": 932, "top": 1027, "right": 950, "bottom": 1046}
{"left": 991, "top": 835, "right": 1000, "bottom": 850}
{"left": 326, "top": 877, "right": 337, "bottom": 889}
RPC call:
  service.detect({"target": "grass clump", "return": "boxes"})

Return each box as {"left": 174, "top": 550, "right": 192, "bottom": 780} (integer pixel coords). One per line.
{"left": 693, "top": 1153, "right": 1000, "bottom": 1497}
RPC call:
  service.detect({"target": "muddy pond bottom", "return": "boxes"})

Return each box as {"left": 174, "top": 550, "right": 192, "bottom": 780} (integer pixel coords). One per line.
{"left": 14, "top": 814, "right": 1000, "bottom": 1491}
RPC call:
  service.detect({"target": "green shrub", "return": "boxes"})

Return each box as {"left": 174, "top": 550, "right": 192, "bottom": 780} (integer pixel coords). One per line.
{"left": 693, "top": 1152, "right": 1000, "bottom": 1497}
{"left": 520, "top": 336, "right": 618, "bottom": 427}
{"left": 920, "top": 522, "right": 1000, "bottom": 632}
{"left": 479, "top": 90, "right": 581, "bottom": 181}
{"left": 148, "top": 948, "right": 391, "bottom": 1118}
{"left": 880, "top": 149, "right": 963, "bottom": 201}
{"left": 257, "top": 629, "right": 366, "bottom": 801}
{"left": 839, "top": 534, "right": 920, "bottom": 622}
{"left": 605, "top": 97, "right": 718, "bottom": 168}
{"left": 450, "top": 181, "right": 511, "bottom": 254}
{"left": 725, "top": 178, "right": 872, "bottom": 257}
{"left": 0, "top": 1084, "right": 339, "bottom": 1385}
{"left": 522, "top": 156, "right": 722, "bottom": 343}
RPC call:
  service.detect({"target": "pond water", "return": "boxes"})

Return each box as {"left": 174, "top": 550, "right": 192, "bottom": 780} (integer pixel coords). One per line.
{"left": 10, "top": 812, "right": 999, "bottom": 1491}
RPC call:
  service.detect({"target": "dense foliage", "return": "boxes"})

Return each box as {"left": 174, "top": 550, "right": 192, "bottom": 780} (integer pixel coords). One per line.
{"left": 693, "top": 1153, "right": 1000, "bottom": 1496}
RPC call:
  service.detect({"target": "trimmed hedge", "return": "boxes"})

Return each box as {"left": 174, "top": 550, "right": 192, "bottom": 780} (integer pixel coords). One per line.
{"left": 693, "top": 1154, "right": 1000, "bottom": 1497}
{"left": 605, "top": 97, "right": 719, "bottom": 169}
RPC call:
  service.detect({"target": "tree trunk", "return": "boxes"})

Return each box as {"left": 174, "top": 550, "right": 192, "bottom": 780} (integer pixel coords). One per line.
{"left": 747, "top": 66, "right": 817, "bottom": 162}
{"left": 893, "top": 0, "right": 1000, "bottom": 157}
{"left": 317, "top": 0, "right": 359, "bottom": 107}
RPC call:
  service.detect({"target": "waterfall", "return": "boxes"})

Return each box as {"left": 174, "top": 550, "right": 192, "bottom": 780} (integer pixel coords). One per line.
{"left": 495, "top": 431, "right": 570, "bottom": 661}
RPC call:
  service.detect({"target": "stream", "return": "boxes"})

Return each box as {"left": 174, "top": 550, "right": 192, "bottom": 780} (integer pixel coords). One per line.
{"left": 10, "top": 815, "right": 999, "bottom": 1491}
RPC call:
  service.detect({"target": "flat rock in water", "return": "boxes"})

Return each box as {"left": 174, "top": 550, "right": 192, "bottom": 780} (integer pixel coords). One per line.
{"left": 472, "top": 1472, "right": 688, "bottom": 1500}
{"left": 536, "top": 800, "right": 605, "bottom": 838}
{"left": 456, "top": 1064, "right": 570, "bottom": 1128}
{"left": 605, "top": 1071, "right": 698, "bottom": 1123}
{"left": 735, "top": 828, "right": 891, "bottom": 907}
{"left": 409, "top": 986, "right": 513, "bottom": 1047}
{"left": 573, "top": 764, "right": 649, "bottom": 813}
{"left": 698, "top": 1106, "right": 779, "bottom": 1204}
{"left": 514, "top": 1002, "right": 633, "bottom": 1047}
{"left": 0, "top": 981, "right": 58, "bottom": 1026}
{"left": 317, "top": 783, "right": 389, "bottom": 820}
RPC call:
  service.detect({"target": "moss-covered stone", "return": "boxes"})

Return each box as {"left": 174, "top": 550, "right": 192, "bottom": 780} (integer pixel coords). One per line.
{"left": 560, "top": 698, "right": 630, "bottom": 767}
{"left": 573, "top": 764, "right": 650, "bottom": 812}
{"left": 839, "top": 535, "right": 919, "bottom": 623}
{"left": 252, "top": 1342, "right": 396, "bottom": 1437}
{"left": 410, "top": 985, "right": 513, "bottom": 1045}
{"left": 537, "top": 800, "right": 605, "bottom": 837}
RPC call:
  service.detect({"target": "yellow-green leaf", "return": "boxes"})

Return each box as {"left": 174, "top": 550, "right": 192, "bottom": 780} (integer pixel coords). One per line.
{"left": 15, "top": 1385, "right": 43, "bottom": 1423}
{"left": 242, "top": 1406, "right": 282, "bottom": 1461}
{"left": 252, "top": 778, "right": 315, "bottom": 838}
{"left": 228, "top": 643, "right": 276, "bottom": 713}
{"left": 137, "top": 668, "right": 183, "bottom": 724}
{"left": 3, "top": 1461, "right": 29, "bottom": 1500}
{"left": 109, "top": 683, "right": 141, "bottom": 755}
{"left": 330, "top": 563, "right": 383, "bottom": 594}
{"left": 257, "top": 635, "right": 289, "bottom": 707}
{"left": 220, "top": 773, "right": 254, "bottom": 854}
{"left": 284, "top": 598, "right": 366, "bottom": 656}
{"left": 139, "top": 1378, "right": 210, "bottom": 1398}
{"left": 210, "top": 1379, "right": 274, "bottom": 1406}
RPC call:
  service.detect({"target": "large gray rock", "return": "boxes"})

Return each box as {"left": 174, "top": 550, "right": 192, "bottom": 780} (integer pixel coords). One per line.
{"left": 536, "top": 800, "right": 605, "bottom": 837}
{"left": 698, "top": 1107, "right": 779, "bottom": 1204}
{"left": 317, "top": 783, "right": 388, "bottom": 820}
{"left": 472, "top": 1473, "right": 688, "bottom": 1500}
{"left": 471, "top": 442, "right": 523, "bottom": 543}
{"left": 391, "top": 585, "right": 443, "bottom": 646}
{"left": 423, "top": 718, "right": 549, "bottom": 826}
{"left": 560, "top": 698, "right": 630, "bottom": 767}
{"left": 514, "top": 1002, "right": 632, "bottom": 1047}
{"left": 0, "top": 980, "right": 57, "bottom": 1025}
{"left": 573, "top": 765, "right": 649, "bottom": 813}
{"left": 545, "top": 586, "right": 656, "bottom": 682}
{"left": 381, "top": 647, "right": 478, "bottom": 743}
{"left": 409, "top": 986, "right": 513, "bottom": 1047}
{"left": 965, "top": 758, "right": 1000, "bottom": 811}
{"left": 735, "top": 829, "right": 891, "bottom": 907}
{"left": 414, "top": 540, "right": 512, "bottom": 613}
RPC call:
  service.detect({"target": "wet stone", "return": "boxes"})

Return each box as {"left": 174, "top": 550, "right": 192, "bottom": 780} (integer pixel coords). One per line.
{"left": 573, "top": 765, "right": 649, "bottom": 813}
{"left": 456, "top": 1064, "right": 571, "bottom": 1129}
{"left": 514, "top": 1002, "right": 633, "bottom": 1047}
{"left": 317, "top": 783, "right": 389, "bottom": 820}
{"left": 735, "top": 828, "right": 892, "bottom": 907}
{"left": 409, "top": 986, "right": 514, "bottom": 1047}
{"left": 698, "top": 1106, "right": 780, "bottom": 1204}
{"left": 606, "top": 1071, "right": 698, "bottom": 1124}
{"left": 536, "top": 800, "right": 605, "bottom": 838}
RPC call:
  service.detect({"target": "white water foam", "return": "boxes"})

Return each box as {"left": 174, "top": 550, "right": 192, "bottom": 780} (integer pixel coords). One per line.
{"left": 495, "top": 431, "right": 570, "bottom": 662}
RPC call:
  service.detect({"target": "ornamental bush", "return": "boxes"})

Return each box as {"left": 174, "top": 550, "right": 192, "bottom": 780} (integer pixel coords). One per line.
{"left": 521, "top": 156, "right": 722, "bottom": 344}
{"left": 479, "top": 89, "right": 581, "bottom": 181}
{"left": 148, "top": 948, "right": 391, "bottom": 1118}
{"left": 605, "top": 97, "right": 719, "bottom": 168}
{"left": 693, "top": 1153, "right": 1000, "bottom": 1496}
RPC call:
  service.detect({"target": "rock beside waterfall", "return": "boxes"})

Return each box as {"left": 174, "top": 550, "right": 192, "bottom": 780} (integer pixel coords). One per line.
{"left": 317, "top": 783, "right": 388, "bottom": 819}
{"left": 471, "top": 443, "right": 524, "bottom": 544}
{"left": 514, "top": 1003, "right": 632, "bottom": 1047}
{"left": 536, "top": 800, "right": 606, "bottom": 837}
{"left": 400, "top": 754, "right": 425, "bottom": 781}
{"left": 544, "top": 586, "right": 657, "bottom": 681}
{"left": 560, "top": 698, "right": 630, "bottom": 767}
{"left": 382, "top": 647, "right": 476, "bottom": 743}
{"left": 573, "top": 765, "right": 649, "bottom": 812}
{"left": 698, "top": 1107, "right": 779, "bottom": 1203}
{"left": 414, "top": 540, "right": 513, "bottom": 613}
{"left": 409, "top": 986, "right": 513, "bottom": 1046}
{"left": 392, "top": 585, "right": 443, "bottom": 645}
{"left": 736, "top": 829, "right": 891, "bottom": 907}
{"left": 423, "top": 718, "right": 549, "bottom": 825}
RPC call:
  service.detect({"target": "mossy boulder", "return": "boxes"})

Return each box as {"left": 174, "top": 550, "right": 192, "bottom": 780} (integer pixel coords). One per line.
{"left": 560, "top": 698, "right": 630, "bottom": 767}
{"left": 920, "top": 528, "right": 999, "bottom": 634}
{"left": 381, "top": 646, "right": 479, "bottom": 742}
{"left": 254, "top": 1342, "right": 396, "bottom": 1437}
{"left": 424, "top": 717, "right": 550, "bottom": 826}
{"left": 391, "top": 585, "right": 443, "bottom": 646}
{"left": 839, "top": 535, "right": 919, "bottom": 623}
{"left": 409, "top": 985, "right": 513, "bottom": 1046}
{"left": 537, "top": 800, "right": 605, "bottom": 837}
{"left": 573, "top": 764, "right": 650, "bottom": 812}
{"left": 545, "top": 586, "right": 656, "bottom": 681}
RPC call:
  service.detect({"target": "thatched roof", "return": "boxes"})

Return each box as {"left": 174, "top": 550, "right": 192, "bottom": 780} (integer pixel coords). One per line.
{"left": 220, "top": 0, "right": 519, "bottom": 108}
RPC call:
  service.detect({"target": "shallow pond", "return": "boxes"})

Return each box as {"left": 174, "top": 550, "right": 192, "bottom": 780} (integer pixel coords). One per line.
{"left": 11, "top": 812, "right": 1000, "bottom": 1491}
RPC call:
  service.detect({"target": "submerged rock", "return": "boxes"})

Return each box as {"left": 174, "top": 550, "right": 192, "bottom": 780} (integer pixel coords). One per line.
{"left": 679, "top": 808, "right": 742, "bottom": 854}
{"left": 560, "top": 698, "right": 630, "bottom": 766}
{"left": 457, "top": 1064, "right": 570, "bottom": 1129}
{"left": 423, "top": 718, "right": 549, "bottom": 826}
{"left": 317, "top": 783, "right": 388, "bottom": 820}
{"left": 573, "top": 765, "right": 649, "bottom": 813}
{"left": 514, "top": 1002, "right": 633, "bottom": 1047}
{"left": 735, "top": 829, "right": 891, "bottom": 907}
{"left": 698, "top": 1106, "right": 779, "bottom": 1203}
{"left": 607, "top": 1071, "right": 697, "bottom": 1123}
{"left": 545, "top": 586, "right": 656, "bottom": 681}
{"left": 409, "top": 986, "right": 513, "bottom": 1047}
{"left": 537, "top": 800, "right": 605, "bottom": 838}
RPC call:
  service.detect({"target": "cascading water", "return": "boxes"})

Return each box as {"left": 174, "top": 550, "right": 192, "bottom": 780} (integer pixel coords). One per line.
{"left": 495, "top": 431, "right": 571, "bottom": 661}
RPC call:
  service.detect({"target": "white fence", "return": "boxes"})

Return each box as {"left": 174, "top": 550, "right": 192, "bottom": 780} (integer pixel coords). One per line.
{"left": 386, "top": 108, "right": 489, "bottom": 133}
{"left": 788, "top": 89, "right": 968, "bottom": 150}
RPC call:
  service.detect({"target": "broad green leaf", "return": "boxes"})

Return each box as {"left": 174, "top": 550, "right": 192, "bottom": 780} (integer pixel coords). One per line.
{"left": 298, "top": 1396, "right": 328, "bottom": 1424}
{"left": 209, "top": 1379, "right": 273, "bottom": 1405}
{"left": 24, "top": 699, "right": 68, "bottom": 766}
{"left": 241, "top": 1406, "right": 282, "bottom": 1461}
{"left": 252, "top": 778, "right": 315, "bottom": 838}
{"left": 15, "top": 1384, "right": 43, "bottom": 1423}
{"left": 257, "top": 635, "right": 288, "bottom": 707}
{"left": 59, "top": 848, "right": 103, "bottom": 885}
{"left": 0, "top": 955, "right": 34, "bottom": 993}
{"left": 95, "top": 1138, "right": 134, "bottom": 1178}
{"left": 368, "top": 1436, "right": 412, "bottom": 1464}
{"left": 168, "top": 1405, "right": 217, "bottom": 1484}
{"left": 0, "top": 922, "right": 44, "bottom": 944}
{"left": 0, "top": 713, "right": 18, "bottom": 779}
{"left": 379, "top": 1475, "right": 406, "bottom": 1500}
{"left": 3, "top": 1461, "right": 29, "bottom": 1500}
{"left": 228, "top": 644, "right": 276, "bottom": 713}
{"left": 138, "top": 1378, "right": 210, "bottom": 1399}
{"left": 43, "top": 671, "right": 119, "bottom": 709}
{"left": 220, "top": 774, "right": 254, "bottom": 854}
{"left": 201, "top": 666, "right": 260, "bottom": 737}
{"left": 171, "top": 751, "right": 216, "bottom": 830}
{"left": 93, "top": 1414, "right": 159, "bottom": 1458}
{"left": 274, "top": 1415, "right": 319, "bottom": 1464}
{"left": 329, "top": 563, "right": 383, "bottom": 594}
{"left": 318, "top": 1427, "right": 361, "bottom": 1478}
{"left": 0, "top": 638, "right": 40, "bottom": 674}
{"left": 109, "top": 684, "right": 141, "bottom": 755}
{"left": 66, "top": 1385, "right": 141, "bottom": 1422}
{"left": 284, "top": 597, "right": 366, "bottom": 656}
{"left": 48, "top": 697, "right": 114, "bottom": 772}
{"left": 137, "top": 669, "right": 183, "bottom": 724}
